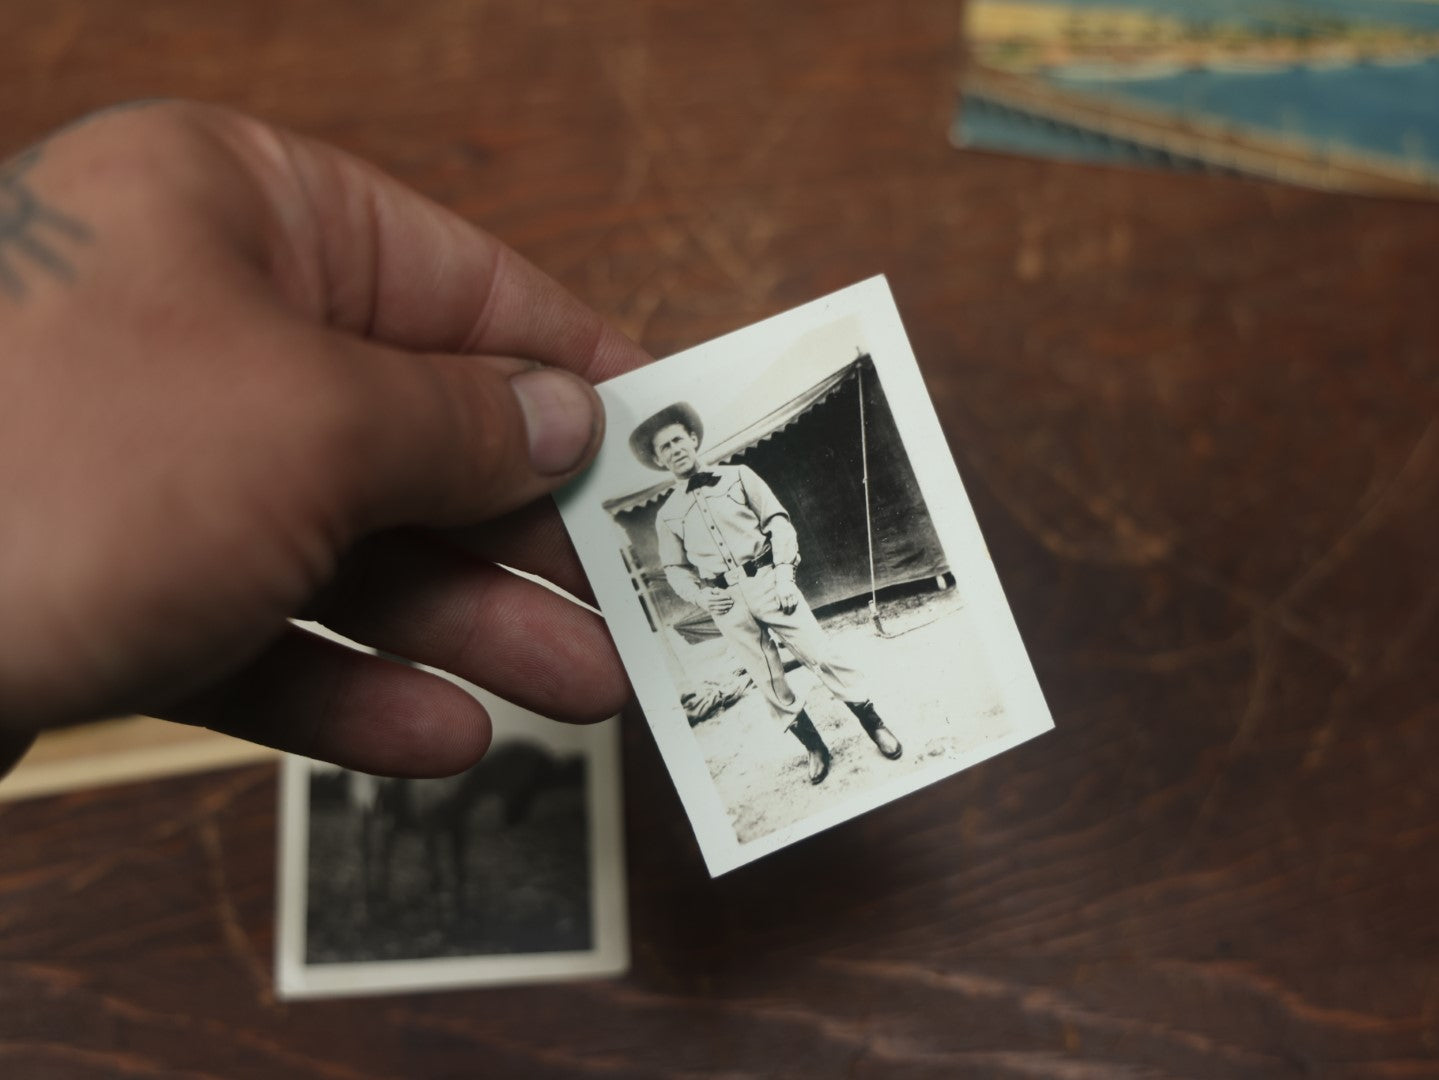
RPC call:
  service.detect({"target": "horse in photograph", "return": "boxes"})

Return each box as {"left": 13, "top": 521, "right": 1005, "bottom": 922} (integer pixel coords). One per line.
{"left": 348, "top": 740, "right": 584, "bottom": 921}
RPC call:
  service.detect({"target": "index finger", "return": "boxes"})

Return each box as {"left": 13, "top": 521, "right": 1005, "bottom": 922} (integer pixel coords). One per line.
{"left": 223, "top": 107, "right": 649, "bottom": 379}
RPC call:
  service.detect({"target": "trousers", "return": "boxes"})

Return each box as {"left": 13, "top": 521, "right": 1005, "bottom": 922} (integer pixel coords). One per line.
{"left": 711, "top": 564, "right": 867, "bottom": 727}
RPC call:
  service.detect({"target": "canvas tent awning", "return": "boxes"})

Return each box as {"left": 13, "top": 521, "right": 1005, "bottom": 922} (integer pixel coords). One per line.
{"left": 603, "top": 356, "right": 862, "bottom": 516}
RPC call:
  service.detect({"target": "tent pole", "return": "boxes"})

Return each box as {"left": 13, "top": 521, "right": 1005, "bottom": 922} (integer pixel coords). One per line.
{"left": 857, "top": 361, "right": 885, "bottom": 636}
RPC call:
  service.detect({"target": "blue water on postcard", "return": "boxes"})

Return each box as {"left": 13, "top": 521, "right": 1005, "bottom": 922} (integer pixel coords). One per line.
{"left": 1051, "top": 58, "right": 1439, "bottom": 166}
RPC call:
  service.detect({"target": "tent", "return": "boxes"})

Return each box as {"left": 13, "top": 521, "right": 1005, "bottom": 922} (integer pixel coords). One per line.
{"left": 605, "top": 354, "right": 949, "bottom": 641}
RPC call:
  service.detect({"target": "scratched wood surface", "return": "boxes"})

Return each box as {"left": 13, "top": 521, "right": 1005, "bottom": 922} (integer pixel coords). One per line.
{"left": 3, "top": 1, "right": 1439, "bottom": 1077}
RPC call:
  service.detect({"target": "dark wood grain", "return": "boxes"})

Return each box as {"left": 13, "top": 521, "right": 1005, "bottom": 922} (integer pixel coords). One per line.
{"left": 4, "top": 1, "right": 1439, "bottom": 1076}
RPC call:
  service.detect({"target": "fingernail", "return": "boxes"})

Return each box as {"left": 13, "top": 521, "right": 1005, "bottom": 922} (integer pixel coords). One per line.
{"left": 510, "top": 369, "right": 600, "bottom": 475}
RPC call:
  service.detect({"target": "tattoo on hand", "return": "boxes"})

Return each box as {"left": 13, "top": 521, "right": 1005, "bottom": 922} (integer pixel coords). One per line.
{"left": 0, "top": 147, "right": 92, "bottom": 301}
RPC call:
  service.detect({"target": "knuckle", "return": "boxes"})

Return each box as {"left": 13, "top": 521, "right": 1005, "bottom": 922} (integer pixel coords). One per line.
{"left": 62, "top": 100, "right": 231, "bottom": 165}
{"left": 45, "top": 100, "right": 276, "bottom": 245}
{"left": 69, "top": 99, "right": 192, "bottom": 138}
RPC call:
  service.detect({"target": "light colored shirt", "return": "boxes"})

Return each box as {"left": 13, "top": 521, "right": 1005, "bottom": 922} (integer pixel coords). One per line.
{"left": 656, "top": 464, "right": 798, "bottom": 602}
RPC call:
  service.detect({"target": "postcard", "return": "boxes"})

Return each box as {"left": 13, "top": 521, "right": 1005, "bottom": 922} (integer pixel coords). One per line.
{"left": 955, "top": 0, "right": 1439, "bottom": 198}
{"left": 557, "top": 275, "right": 1053, "bottom": 876}
{"left": 274, "top": 667, "right": 627, "bottom": 998}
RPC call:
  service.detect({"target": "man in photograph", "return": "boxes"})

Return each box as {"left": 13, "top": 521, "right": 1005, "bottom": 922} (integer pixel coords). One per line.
{"left": 629, "top": 402, "right": 903, "bottom": 785}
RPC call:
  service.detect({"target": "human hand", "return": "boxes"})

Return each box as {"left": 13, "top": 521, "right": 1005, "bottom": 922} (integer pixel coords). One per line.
{"left": 774, "top": 567, "right": 800, "bottom": 614}
{"left": 0, "top": 102, "right": 649, "bottom": 780}
{"left": 701, "top": 588, "right": 735, "bottom": 617}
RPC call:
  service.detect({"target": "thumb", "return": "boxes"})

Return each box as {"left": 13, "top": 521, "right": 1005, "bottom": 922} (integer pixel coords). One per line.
{"left": 344, "top": 343, "right": 604, "bottom": 531}
{"left": 509, "top": 365, "right": 604, "bottom": 476}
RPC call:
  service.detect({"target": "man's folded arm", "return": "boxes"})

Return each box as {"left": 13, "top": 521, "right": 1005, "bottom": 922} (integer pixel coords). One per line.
{"left": 657, "top": 518, "right": 707, "bottom": 604}
{"left": 739, "top": 466, "right": 800, "bottom": 568}
{"left": 664, "top": 565, "right": 707, "bottom": 605}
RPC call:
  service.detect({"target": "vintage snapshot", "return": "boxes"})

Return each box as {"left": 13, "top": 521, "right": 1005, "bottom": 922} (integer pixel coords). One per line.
{"left": 558, "top": 276, "right": 1053, "bottom": 876}
{"left": 275, "top": 671, "right": 627, "bottom": 998}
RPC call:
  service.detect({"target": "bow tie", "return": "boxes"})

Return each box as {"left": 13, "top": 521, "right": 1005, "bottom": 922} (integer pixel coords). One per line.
{"left": 686, "top": 471, "right": 721, "bottom": 492}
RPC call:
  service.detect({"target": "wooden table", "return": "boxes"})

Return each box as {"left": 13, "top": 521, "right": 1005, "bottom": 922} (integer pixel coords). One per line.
{"left": 4, "top": 1, "right": 1438, "bottom": 1076}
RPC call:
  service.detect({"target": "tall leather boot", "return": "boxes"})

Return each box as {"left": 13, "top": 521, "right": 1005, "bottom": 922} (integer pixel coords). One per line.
{"left": 787, "top": 709, "right": 831, "bottom": 785}
{"left": 846, "top": 700, "right": 902, "bottom": 760}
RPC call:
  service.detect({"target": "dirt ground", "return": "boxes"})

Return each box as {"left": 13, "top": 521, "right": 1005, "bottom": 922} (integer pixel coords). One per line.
{"left": 688, "top": 586, "right": 1013, "bottom": 845}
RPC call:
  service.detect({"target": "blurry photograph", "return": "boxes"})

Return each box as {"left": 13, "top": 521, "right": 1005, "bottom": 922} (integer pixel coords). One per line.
{"left": 956, "top": 0, "right": 1439, "bottom": 197}
{"left": 275, "top": 678, "right": 627, "bottom": 998}
{"left": 558, "top": 277, "right": 1054, "bottom": 876}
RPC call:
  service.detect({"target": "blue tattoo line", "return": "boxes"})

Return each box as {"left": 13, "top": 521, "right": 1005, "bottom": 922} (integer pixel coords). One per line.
{"left": 0, "top": 147, "right": 93, "bottom": 300}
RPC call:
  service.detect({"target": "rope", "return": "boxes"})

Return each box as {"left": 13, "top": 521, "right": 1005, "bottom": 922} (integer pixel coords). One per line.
{"left": 857, "top": 362, "right": 886, "bottom": 636}
{"left": 856, "top": 358, "right": 953, "bottom": 640}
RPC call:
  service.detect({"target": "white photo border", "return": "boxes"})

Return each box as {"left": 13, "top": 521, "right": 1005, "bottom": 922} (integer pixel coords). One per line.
{"left": 274, "top": 673, "right": 629, "bottom": 999}
{"left": 557, "top": 275, "right": 1054, "bottom": 876}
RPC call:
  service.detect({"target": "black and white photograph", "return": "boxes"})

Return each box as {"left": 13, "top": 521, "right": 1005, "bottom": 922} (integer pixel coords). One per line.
{"left": 558, "top": 277, "right": 1054, "bottom": 876}
{"left": 274, "top": 672, "right": 627, "bottom": 998}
